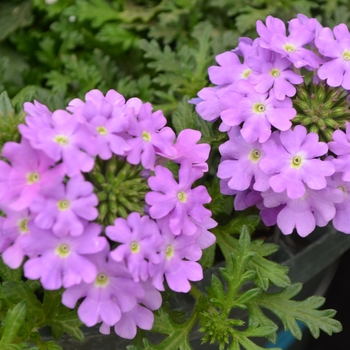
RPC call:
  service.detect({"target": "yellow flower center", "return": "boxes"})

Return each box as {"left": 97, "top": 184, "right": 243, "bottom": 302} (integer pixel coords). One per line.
{"left": 249, "top": 149, "right": 261, "bottom": 163}
{"left": 95, "top": 273, "right": 109, "bottom": 287}
{"left": 18, "top": 219, "right": 29, "bottom": 234}
{"left": 343, "top": 50, "right": 350, "bottom": 61}
{"left": 142, "top": 131, "right": 152, "bottom": 142}
{"left": 54, "top": 135, "right": 69, "bottom": 145}
{"left": 241, "top": 68, "right": 252, "bottom": 79}
{"left": 130, "top": 241, "right": 140, "bottom": 253}
{"left": 56, "top": 243, "right": 70, "bottom": 258}
{"left": 57, "top": 199, "right": 70, "bottom": 211}
{"left": 253, "top": 103, "right": 266, "bottom": 114}
{"left": 177, "top": 191, "right": 187, "bottom": 203}
{"left": 338, "top": 185, "right": 347, "bottom": 194}
{"left": 96, "top": 126, "right": 108, "bottom": 135}
{"left": 283, "top": 44, "right": 297, "bottom": 53}
{"left": 165, "top": 245, "right": 174, "bottom": 260}
{"left": 291, "top": 155, "right": 303, "bottom": 168}
{"left": 26, "top": 172, "right": 40, "bottom": 185}
{"left": 270, "top": 68, "right": 280, "bottom": 77}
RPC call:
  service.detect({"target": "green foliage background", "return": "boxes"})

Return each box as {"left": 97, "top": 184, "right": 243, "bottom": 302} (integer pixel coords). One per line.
{"left": 1, "top": 0, "right": 348, "bottom": 115}
{"left": 0, "top": 0, "right": 348, "bottom": 349}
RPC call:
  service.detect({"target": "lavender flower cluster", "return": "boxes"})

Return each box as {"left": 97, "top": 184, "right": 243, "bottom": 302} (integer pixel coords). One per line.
{"left": 0, "top": 89, "right": 216, "bottom": 339}
{"left": 191, "top": 14, "right": 350, "bottom": 237}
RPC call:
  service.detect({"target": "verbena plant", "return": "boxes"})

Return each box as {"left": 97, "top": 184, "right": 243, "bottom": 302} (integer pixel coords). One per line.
{"left": 0, "top": 1, "right": 349, "bottom": 349}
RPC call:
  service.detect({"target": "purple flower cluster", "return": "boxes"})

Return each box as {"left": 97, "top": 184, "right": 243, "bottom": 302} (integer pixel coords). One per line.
{"left": 0, "top": 89, "right": 216, "bottom": 339}
{"left": 192, "top": 14, "right": 350, "bottom": 237}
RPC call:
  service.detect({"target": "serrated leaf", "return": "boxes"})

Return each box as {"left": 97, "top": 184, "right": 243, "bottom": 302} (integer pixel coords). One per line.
{"left": 0, "top": 1, "right": 33, "bottom": 41}
{"left": 65, "top": 0, "right": 120, "bottom": 28}
{"left": 216, "top": 227, "right": 290, "bottom": 290}
{"left": 247, "top": 302, "right": 277, "bottom": 343}
{"left": 252, "top": 283, "right": 342, "bottom": 340}
{"left": 199, "top": 243, "right": 216, "bottom": 269}
{"left": 207, "top": 274, "right": 225, "bottom": 303}
{"left": 235, "top": 7, "right": 272, "bottom": 34}
{"left": 42, "top": 289, "right": 64, "bottom": 321}
{"left": 172, "top": 97, "right": 197, "bottom": 133}
{"left": 0, "top": 91, "right": 14, "bottom": 118}
{"left": 2, "top": 281, "right": 44, "bottom": 321}
{"left": 39, "top": 341, "right": 62, "bottom": 350}
{"left": 49, "top": 311, "right": 84, "bottom": 341}
{"left": 45, "top": 71, "right": 70, "bottom": 96}
{"left": 233, "top": 334, "right": 280, "bottom": 350}
{"left": 250, "top": 240, "right": 279, "bottom": 257}
{"left": 220, "top": 214, "right": 261, "bottom": 235}
{"left": 0, "top": 256, "right": 22, "bottom": 282}
{"left": 248, "top": 254, "right": 290, "bottom": 290}
{"left": 235, "top": 288, "right": 261, "bottom": 307}
{"left": 12, "top": 85, "right": 64, "bottom": 112}
{"left": 96, "top": 24, "right": 138, "bottom": 50}
{"left": 0, "top": 301, "right": 26, "bottom": 346}
{"left": 241, "top": 325, "right": 278, "bottom": 338}
{"left": 149, "top": 308, "right": 195, "bottom": 350}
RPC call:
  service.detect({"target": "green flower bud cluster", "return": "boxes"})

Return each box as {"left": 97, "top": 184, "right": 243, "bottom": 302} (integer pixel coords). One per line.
{"left": 292, "top": 83, "right": 350, "bottom": 142}
{"left": 199, "top": 311, "right": 244, "bottom": 350}
{"left": 86, "top": 156, "right": 149, "bottom": 226}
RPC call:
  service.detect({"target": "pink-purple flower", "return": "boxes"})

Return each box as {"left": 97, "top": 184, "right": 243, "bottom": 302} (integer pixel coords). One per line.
{"left": 146, "top": 161, "right": 211, "bottom": 235}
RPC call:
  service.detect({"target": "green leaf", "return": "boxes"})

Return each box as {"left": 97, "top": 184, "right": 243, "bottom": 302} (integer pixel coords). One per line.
{"left": 207, "top": 274, "right": 225, "bottom": 306}
{"left": 49, "top": 311, "right": 84, "bottom": 342}
{"left": 0, "top": 301, "right": 26, "bottom": 346}
{"left": 38, "top": 341, "right": 62, "bottom": 350}
{"left": 215, "top": 229, "right": 290, "bottom": 290}
{"left": 247, "top": 302, "right": 278, "bottom": 343}
{"left": 0, "top": 1, "right": 33, "bottom": 41}
{"left": 251, "top": 283, "right": 343, "bottom": 340}
{"left": 199, "top": 243, "right": 216, "bottom": 269}
{"left": 0, "top": 256, "right": 22, "bottom": 282}
{"left": 229, "top": 333, "right": 280, "bottom": 350}
{"left": 149, "top": 308, "right": 196, "bottom": 350}
{"left": 248, "top": 254, "right": 290, "bottom": 290}
{"left": 220, "top": 213, "right": 261, "bottom": 235}
{"left": 235, "top": 288, "right": 261, "bottom": 308}
{"left": 2, "top": 281, "right": 44, "bottom": 322}
{"left": 42, "top": 289, "right": 64, "bottom": 322}
{"left": 11, "top": 85, "right": 65, "bottom": 112}
{"left": 43, "top": 71, "right": 68, "bottom": 95}
{"left": 172, "top": 97, "right": 197, "bottom": 133}
{"left": 65, "top": 0, "right": 120, "bottom": 28}
{"left": 0, "top": 91, "right": 14, "bottom": 117}
{"left": 250, "top": 240, "right": 279, "bottom": 257}
{"left": 96, "top": 24, "right": 138, "bottom": 51}
{"left": 235, "top": 7, "right": 272, "bottom": 34}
